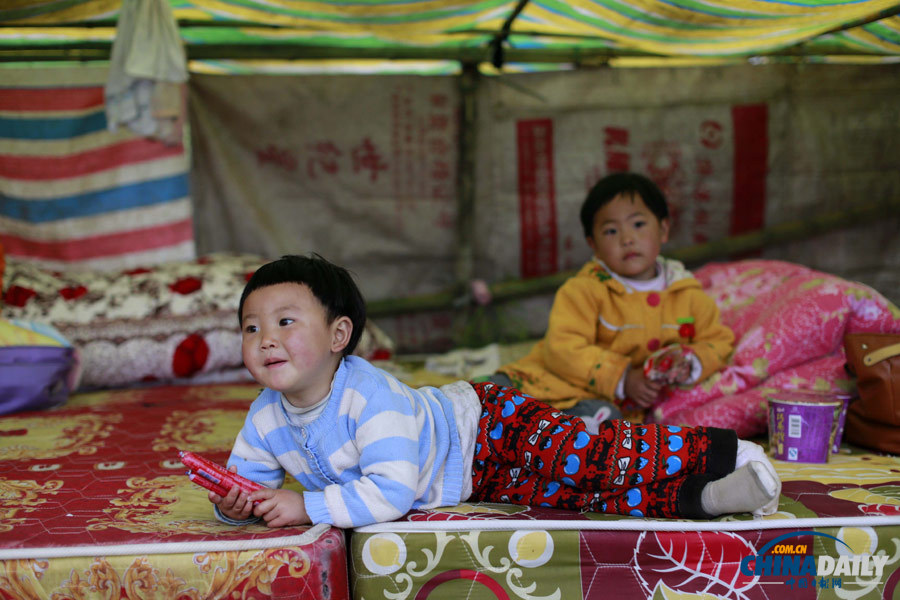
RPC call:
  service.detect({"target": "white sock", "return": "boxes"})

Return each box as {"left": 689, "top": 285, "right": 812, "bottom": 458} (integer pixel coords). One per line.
{"left": 701, "top": 462, "right": 780, "bottom": 516}
{"left": 736, "top": 439, "right": 767, "bottom": 469}
{"left": 734, "top": 440, "right": 782, "bottom": 516}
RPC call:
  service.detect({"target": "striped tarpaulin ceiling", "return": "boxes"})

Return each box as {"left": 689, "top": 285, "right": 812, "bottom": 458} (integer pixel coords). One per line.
{"left": 1, "top": 0, "right": 899, "bottom": 70}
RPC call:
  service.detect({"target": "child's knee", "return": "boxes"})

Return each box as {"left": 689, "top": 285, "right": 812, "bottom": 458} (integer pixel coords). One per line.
{"left": 485, "top": 373, "right": 514, "bottom": 387}
{"left": 563, "top": 398, "right": 622, "bottom": 420}
{"left": 563, "top": 399, "right": 623, "bottom": 434}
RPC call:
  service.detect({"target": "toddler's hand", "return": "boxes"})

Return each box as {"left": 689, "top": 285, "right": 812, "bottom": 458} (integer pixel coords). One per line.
{"left": 251, "top": 488, "right": 310, "bottom": 528}
{"left": 625, "top": 368, "right": 663, "bottom": 408}
{"left": 209, "top": 465, "right": 256, "bottom": 521}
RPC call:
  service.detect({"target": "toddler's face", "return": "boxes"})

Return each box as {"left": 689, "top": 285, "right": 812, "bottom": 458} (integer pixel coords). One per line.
{"left": 587, "top": 192, "right": 669, "bottom": 280}
{"left": 240, "top": 282, "right": 344, "bottom": 407}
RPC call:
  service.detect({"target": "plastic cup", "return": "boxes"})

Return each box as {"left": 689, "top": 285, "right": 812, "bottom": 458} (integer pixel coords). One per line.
{"left": 767, "top": 391, "right": 848, "bottom": 463}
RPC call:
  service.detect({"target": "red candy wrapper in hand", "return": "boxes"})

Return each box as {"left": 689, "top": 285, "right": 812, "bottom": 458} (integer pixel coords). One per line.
{"left": 643, "top": 345, "right": 694, "bottom": 385}
{"left": 180, "top": 451, "right": 265, "bottom": 503}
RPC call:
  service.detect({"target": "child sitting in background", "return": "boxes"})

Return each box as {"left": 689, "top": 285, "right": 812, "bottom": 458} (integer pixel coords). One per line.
{"left": 495, "top": 172, "right": 734, "bottom": 428}
{"left": 209, "top": 254, "right": 777, "bottom": 530}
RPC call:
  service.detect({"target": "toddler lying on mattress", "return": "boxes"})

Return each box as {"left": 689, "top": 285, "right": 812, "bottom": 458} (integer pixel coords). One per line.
{"left": 205, "top": 254, "right": 779, "bottom": 529}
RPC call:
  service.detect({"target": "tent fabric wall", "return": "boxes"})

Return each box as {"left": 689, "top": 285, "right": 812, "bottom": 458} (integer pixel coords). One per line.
{"left": 475, "top": 68, "right": 767, "bottom": 282}
{"left": 188, "top": 62, "right": 900, "bottom": 352}
{"left": 189, "top": 73, "right": 461, "bottom": 302}
{"left": 473, "top": 63, "right": 900, "bottom": 285}
{"left": 0, "top": 65, "right": 194, "bottom": 271}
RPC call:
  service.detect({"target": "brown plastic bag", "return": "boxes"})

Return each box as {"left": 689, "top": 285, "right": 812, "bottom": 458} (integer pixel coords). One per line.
{"left": 843, "top": 332, "right": 900, "bottom": 454}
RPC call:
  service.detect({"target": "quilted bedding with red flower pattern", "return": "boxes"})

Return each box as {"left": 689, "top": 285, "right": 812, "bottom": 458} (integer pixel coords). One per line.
{"left": 651, "top": 260, "right": 900, "bottom": 437}
{"left": 0, "top": 253, "right": 394, "bottom": 391}
{"left": 1, "top": 253, "right": 264, "bottom": 388}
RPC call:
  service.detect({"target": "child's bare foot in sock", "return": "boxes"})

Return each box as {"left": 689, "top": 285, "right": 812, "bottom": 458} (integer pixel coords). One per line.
{"left": 700, "top": 461, "right": 781, "bottom": 516}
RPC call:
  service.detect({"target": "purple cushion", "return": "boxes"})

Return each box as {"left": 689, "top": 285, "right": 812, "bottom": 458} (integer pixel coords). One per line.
{"left": 0, "top": 345, "right": 74, "bottom": 415}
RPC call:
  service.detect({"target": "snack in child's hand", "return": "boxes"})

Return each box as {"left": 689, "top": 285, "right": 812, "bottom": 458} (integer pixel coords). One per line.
{"left": 180, "top": 450, "right": 264, "bottom": 502}
{"left": 643, "top": 345, "right": 694, "bottom": 385}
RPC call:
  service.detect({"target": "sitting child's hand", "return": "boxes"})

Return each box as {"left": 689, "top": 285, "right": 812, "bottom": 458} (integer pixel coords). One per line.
{"left": 625, "top": 368, "right": 663, "bottom": 408}
{"left": 643, "top": 344, "right": 695, "bottom": 385}
{"left": 209, "top": 465, "right": 256, "bottom": 522}
{"left": 251, "top": 488, "right": 310, "bottom": 528}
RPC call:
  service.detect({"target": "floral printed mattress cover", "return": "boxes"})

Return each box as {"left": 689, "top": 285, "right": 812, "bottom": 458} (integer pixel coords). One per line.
{"left": 0, "top": 382, "right": 350, "bottom": 600}
{"left": 1, "top": 380, "right": 899, "bottom": 600}
{"left": 351, "top": 450, "right": 900, "bottom": 600}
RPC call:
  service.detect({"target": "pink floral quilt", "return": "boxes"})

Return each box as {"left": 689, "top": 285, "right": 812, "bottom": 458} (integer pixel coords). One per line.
{"left": 651, "top": 260, "right": 900, "bottom": 437}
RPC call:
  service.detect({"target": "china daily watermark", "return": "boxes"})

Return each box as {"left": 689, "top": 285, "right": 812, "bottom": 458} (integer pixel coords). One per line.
{"left": 739, "top": 531, "right": 890, "bottom": 590}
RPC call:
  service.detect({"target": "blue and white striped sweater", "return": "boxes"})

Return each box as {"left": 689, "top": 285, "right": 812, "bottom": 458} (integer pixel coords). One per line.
{"left": 226, "top": 355, "right": 467, "bottom": 528}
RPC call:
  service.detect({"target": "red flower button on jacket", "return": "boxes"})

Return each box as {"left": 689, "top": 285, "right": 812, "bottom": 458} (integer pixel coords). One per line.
{"left": 677, "top": 318, "right": 696, "bottom": 341}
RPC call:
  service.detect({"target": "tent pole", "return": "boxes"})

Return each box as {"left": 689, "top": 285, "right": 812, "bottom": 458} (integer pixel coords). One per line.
{"left": 454, "top": 62, "right": 480, "bottom": 293}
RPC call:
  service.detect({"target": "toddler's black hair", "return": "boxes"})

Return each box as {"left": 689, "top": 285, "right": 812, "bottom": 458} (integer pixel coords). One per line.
{"left": 239, "top": 254, "right": 366, "bottom": 357}
{"left": 580, "top": 172, "right": 669, "bottom": 238}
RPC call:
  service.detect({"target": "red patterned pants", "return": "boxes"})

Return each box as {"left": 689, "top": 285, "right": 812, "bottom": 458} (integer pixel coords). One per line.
{"left": 468, "top": 382, "right": 736, "bottom": 518}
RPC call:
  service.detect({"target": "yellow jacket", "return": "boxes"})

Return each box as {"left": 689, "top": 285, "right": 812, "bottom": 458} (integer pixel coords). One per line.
{"left": 499, "top": 258, "right": 734, "bottom": 409}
